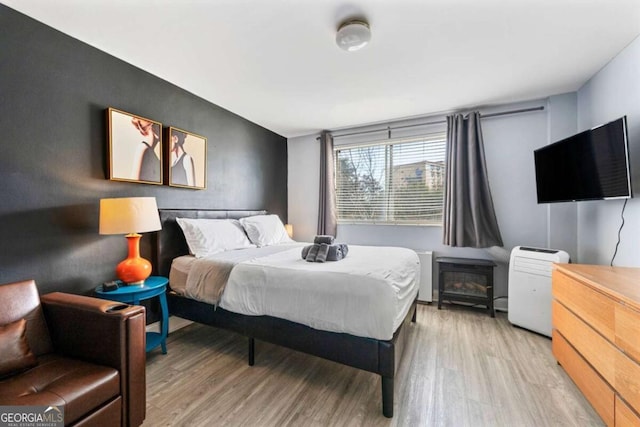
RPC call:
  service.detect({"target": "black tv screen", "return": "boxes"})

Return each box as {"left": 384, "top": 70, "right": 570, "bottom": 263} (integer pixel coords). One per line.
{"left": 534, "top": 117, "right": 632, "bottom": 203}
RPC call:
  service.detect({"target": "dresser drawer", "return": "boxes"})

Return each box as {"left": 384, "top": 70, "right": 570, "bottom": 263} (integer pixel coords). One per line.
{"left": 615, "top": 395, "right": 640, "bottom": 427}
{"left": 552, "top": 270, "right": 615, "bottom": 341}
{"left": 615, "top": 303, "right": 640, "bottom": 364}
{"left": 554, "top": 300, "right": 640, "bottom": 415}
{"left": 615, "top": 350, "right": 640, "bottom": 415}
{"left": 552, "top": 329, "right": 614, "bottom": 426}
{"left": 552, "top": 300, "right": 616, "bottom": 384}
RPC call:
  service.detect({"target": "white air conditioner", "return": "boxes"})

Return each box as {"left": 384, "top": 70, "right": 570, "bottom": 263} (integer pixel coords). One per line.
{"left": 415, "top": 251, "right": 433, "bottom": 303}
{"left": 508, "top": 246, "right": 569, "bottom": 337}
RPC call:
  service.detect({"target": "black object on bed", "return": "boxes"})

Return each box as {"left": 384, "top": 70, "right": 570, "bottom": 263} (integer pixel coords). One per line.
{"left": 153, "top": 209, "right": 417, "bottom": 418}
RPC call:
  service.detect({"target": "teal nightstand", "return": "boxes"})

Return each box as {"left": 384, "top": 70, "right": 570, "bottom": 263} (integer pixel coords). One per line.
{"left": 95, "top": 276, "right": 169, "bottom": 354}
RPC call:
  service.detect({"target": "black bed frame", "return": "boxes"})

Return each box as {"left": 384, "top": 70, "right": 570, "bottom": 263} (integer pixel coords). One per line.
{"left": 153, "top": 209, "right": 417, "bottom": 418}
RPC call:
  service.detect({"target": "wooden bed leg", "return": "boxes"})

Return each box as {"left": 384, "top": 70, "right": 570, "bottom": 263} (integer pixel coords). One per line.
{"left": 412, "top": 306, "right": 417, "bottom": 323}
{"left": 382, "top": 375, "right": 394, "bottom": 418}
{"left": 248, "top": 337, "right": 255, "bottom": 366}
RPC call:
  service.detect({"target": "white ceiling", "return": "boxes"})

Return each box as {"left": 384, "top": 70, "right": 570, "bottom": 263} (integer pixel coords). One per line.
{"left": 4, "top": 0, "right": 640, "bottom": 138}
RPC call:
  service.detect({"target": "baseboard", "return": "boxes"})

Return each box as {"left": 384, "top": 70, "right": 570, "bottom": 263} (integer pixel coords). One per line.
{"left": 146, "top": 316, "right": 193, "bottom": 334}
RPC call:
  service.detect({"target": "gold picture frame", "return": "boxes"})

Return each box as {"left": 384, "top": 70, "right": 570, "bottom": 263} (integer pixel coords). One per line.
{"left": 107, "top": 107, "right": 163, "bottom": 185}
{"left": 166, "top": 126, "right": 207, "bottom": 189}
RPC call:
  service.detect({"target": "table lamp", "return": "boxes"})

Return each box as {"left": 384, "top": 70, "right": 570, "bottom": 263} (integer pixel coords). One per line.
{"left": 99, "top": 197, "right": 161, "bottom": 285}
{"left": 285, "top": 223, "right": 293, "bottom": 238}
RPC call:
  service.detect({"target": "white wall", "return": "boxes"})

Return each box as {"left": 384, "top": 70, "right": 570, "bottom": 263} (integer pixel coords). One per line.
{"left": 288, "top": 97, "right": 579, "bottom": 308}
{"left": 576, "top": 35, "right": 640, "bottom": 267}
{"left": 287, "top": 133, "right": 319, "bottom": 241}
{"left": 547, "top": 93, "right": 578, "bottom": 261}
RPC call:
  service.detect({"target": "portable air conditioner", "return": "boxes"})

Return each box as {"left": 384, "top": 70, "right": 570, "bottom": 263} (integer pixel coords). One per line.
{"left": 508, "top": 246, "right": 570, "bottom": 337}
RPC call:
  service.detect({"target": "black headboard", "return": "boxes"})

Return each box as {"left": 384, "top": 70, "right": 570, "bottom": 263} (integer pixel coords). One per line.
{"left": 153, "top": 209, "right": 267, "bottom": 277}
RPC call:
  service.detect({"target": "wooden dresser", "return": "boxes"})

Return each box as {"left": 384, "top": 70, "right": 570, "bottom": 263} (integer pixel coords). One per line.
{"left": 552, "top": 264, "right": 640, "bottom": 427}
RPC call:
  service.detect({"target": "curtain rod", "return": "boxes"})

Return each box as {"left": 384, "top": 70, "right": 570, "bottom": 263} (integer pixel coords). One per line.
{"left": 318, "top": 105, "right": 545, "bottom": 140}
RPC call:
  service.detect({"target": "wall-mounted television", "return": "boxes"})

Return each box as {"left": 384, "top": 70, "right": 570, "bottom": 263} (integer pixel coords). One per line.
{"left": 534, "top": 116, "right": 632, "bottom": 203}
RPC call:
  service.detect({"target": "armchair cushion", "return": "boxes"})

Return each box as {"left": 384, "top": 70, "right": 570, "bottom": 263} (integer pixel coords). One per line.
{"left": 0, "top": 280, "right": 52, "bottom": 356}
{"left": 0, "top": 318, "right": 37, "bottom": 378}
{"left": 0, "top": 354, "right": 120, "bottom": 425}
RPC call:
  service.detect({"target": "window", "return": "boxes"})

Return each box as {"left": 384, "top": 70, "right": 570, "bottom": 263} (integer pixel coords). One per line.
{"left": 335, "top": 133, "right": 446, "bottom": 225}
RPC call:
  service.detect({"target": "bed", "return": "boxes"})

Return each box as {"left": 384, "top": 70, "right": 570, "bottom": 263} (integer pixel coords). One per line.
{"left": 153, "top": 209, "right": 419, "bottom": 418}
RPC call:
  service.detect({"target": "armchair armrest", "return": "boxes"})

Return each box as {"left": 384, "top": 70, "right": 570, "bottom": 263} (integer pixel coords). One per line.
{"left": 41, "top": 292, "right": 146, "bottom": 427}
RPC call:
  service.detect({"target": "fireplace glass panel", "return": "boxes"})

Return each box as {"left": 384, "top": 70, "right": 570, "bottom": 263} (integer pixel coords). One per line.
{"left": 442, "top": 272, "right": 488, "bottom": 297}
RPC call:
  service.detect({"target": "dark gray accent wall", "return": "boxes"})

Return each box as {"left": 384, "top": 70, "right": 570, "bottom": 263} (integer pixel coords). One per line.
{"left": 0, "top": 5, "right": 288, "bottom": 295}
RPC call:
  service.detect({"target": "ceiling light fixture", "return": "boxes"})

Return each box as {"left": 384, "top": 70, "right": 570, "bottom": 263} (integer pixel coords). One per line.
{"left": 336, "top": 19, "right": 371, "bottom": 52}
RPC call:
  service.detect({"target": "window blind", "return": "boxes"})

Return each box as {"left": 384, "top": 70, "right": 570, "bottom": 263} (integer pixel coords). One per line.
{"left": 335, "top": 133, "right": 446, "bottom": 225}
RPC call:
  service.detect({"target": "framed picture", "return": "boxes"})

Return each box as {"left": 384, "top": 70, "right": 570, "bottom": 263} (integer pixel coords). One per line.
{"left": 167, "top": 127, "right": 207, "bottom": 189}
{"left": 107, "top": 107, "right": 163, "bottom": 185}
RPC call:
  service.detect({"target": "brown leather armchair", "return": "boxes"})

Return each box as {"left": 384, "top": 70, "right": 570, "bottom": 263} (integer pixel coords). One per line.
{"left": 0, "top": 280, "right": 146, "bottom": 426}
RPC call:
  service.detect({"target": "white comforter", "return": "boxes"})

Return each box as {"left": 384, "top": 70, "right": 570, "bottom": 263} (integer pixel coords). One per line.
{"left": 171, "top": 243, "right": 420, "bottom": 340}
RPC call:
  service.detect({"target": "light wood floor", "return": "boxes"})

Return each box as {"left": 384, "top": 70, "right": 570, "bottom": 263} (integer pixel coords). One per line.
{"left": 143, "top": 304, "right": 603, "bottom": 426}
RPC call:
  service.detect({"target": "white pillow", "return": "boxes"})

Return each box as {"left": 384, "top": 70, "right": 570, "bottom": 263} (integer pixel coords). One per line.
{"left": 239, "top": 214, "right": 293, "bottom": 247}
{"left": 176, "top": 218, "right": 254, "bottom": 258}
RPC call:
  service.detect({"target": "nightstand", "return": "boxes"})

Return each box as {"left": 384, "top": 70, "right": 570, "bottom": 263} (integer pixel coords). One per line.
{"left": 95, "top": 276, "right": 169, "bottom": 354}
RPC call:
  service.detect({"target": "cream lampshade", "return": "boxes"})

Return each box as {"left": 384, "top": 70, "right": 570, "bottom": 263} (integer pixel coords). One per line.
{"left": 99, "top": 197, "right": 161, "bottom": 285}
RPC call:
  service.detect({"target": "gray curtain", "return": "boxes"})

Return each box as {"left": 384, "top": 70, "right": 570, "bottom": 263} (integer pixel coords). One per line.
{"left": 318, "top": 130, "right": 337, "bottom": 236}
{"left": 443, "top": 112, "right": 503, "bottom": 248}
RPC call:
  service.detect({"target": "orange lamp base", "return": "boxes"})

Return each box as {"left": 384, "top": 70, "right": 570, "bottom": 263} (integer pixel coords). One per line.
{"left": 116, "top": 233, "right": 152, "bottom": 285}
